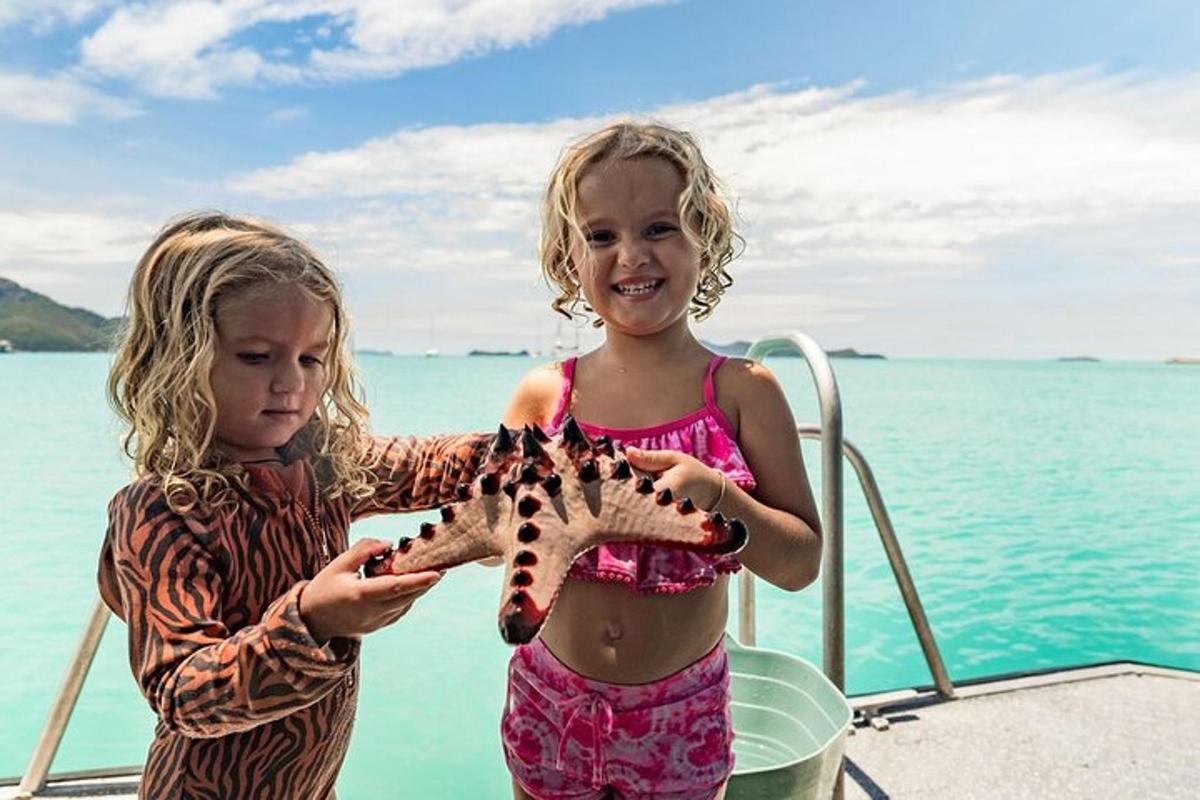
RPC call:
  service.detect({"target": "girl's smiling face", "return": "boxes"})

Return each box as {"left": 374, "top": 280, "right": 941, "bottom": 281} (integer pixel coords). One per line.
{"left": 209, "top": 282, "right": 333, "bottom": 463}
{"left": 573, "top": 156, "right": 701, "bottom": 337}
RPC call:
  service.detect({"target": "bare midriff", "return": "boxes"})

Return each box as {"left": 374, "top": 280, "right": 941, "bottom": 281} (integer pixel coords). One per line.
{"left": 538, "top": 574, "right": 729, "bottom": 684}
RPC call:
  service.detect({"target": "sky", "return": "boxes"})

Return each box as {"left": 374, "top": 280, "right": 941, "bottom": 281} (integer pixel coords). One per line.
{"left": 1, "top": 0, "right": 1198, "bottom": 359}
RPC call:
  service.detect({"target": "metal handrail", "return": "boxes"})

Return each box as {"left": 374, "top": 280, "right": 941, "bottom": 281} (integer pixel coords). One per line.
{"left": 742, "top": 333, "right": 845, "bottom": 688}
{"left": 17, "top": 597, "right": 112, "bottom": 797}
{"left": 801, "top": 427, "right": 954, "bottom": 700}
{"left": 806, "top": 429, "right": 955, "bottom": 695}
{"left": 737, "top": 425, "right": 955, "bottom": 700}
{"left": 742, "top": 332, "right": 846, "bottom": 800}
{"left": 740, "top": 332, "right": 957, "bottom": 800}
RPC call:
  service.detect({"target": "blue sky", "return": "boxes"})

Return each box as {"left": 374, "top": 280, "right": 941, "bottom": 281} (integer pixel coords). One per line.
{"left": 1, "top": 0, "right": 1197, "bottom": 358}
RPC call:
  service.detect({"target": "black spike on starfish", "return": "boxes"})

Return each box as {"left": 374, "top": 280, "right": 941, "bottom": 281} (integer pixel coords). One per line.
{"left": 521, "top": 425, "right": 545, "bottom": 459}
{"left": 492, "top": 423, "right": 514, "bottom": 455}
{"left": 561, "top": 415, "right": 590, "bottom": 449}
{"left": 364, "top": 422, "right": 750, "bottom": 644}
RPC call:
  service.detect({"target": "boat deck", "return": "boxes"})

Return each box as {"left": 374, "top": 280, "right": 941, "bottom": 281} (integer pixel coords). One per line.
{"left": 4, "top": 662, "right": 1196, "bottom": 799}
{"left": 0, "top": 770, "right": 138, "bottom": 800}
{"left": 844, "top": 662, "right": 1198, "bottom": 799}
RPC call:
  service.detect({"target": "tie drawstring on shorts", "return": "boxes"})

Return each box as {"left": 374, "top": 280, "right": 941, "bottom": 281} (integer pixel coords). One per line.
{"left": 554, "top": 692, "right": 614, "bottom": 789}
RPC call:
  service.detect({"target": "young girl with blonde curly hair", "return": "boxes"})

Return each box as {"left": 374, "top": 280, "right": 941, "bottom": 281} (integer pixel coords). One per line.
{"left": 100, "top": 211, "right": 490, "bottom": 799}
{"left": 500, "top": 122, "right": 823, "bottom": 799}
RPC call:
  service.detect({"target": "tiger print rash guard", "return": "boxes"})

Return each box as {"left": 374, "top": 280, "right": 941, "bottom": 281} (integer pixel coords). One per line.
{"left": 98, "top": 433, "right": 489, "bottom": 799}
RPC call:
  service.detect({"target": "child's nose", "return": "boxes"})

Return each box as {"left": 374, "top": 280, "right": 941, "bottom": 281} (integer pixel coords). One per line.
{"left": 616, "top": 239, "right": 649, "bottom": 270}
{"left": 270, "top": 362, "right": 303, "bottom": 394}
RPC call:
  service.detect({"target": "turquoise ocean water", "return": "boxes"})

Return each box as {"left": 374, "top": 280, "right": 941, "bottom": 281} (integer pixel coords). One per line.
{"left": 1, "top": 353, "right": 1197, "bottom": 797}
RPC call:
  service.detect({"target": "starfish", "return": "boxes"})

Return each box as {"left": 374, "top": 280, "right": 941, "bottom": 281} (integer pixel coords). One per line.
{"left": 364, "top": 417, "right": 749, "bottom": 644}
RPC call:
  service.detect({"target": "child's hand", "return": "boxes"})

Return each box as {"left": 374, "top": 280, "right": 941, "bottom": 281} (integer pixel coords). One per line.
{"left": 299, "top": 538, "right": 442, "bottom": 645}
{"left": 625, "top": 447, "right": 724, "bottom": 511}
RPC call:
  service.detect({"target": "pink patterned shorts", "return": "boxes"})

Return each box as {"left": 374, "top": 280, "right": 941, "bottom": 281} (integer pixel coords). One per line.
{"left": 501, "top": 638, "right": 734, "bottom": 800}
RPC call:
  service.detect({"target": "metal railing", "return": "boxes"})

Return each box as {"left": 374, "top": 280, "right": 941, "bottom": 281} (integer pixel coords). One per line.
{"left": 18, "top": 329, "right": 950, "bottom": 800}
{"left": 741, "top": 333, "right": 845, "bottom": 687}
{"left": 738, "top": 331, "right": 955, "bottom": 800}
{"left": 15, "top": 597, "right": 113, "bottom": 797}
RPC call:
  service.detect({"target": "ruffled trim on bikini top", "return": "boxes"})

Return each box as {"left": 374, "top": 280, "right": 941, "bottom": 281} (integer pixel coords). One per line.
{"left": 548, "top": 355, "right": 757, "bottom": 594}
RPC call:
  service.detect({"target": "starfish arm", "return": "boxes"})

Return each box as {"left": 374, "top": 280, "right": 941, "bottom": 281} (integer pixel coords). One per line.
{"left": 369, "top": 418, "right": 748, "bottom": 644}
{"left": 369, "top": 498, "right": 506, "bottom": 575}
{"left": 493, "top": 481, "right": 582, "bottom": 644}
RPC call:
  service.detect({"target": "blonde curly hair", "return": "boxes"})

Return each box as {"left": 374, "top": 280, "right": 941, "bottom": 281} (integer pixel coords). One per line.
{"left": 540, "top": 121, "right": 741, "bottom": 324}
{"left": 108, "top": 211, "right": 375, "bottom": 513}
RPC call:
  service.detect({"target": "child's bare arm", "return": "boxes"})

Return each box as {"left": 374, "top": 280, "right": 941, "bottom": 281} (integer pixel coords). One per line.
{"left": 627, "top": 361, "right": 822, "bottom": 591}
{"left": 720, "top": 361, "right": 822, "bottom": 589}
{"left": 503, "top": 363, "right": 563, "bottom": 428}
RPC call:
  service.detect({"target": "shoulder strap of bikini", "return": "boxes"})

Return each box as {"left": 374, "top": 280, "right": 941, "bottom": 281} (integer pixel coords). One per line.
{"left": 548, "top": 356, "right": 578, "bottom": 429}
{"left": 703, "top": 355, "right": 728, "bottom": 409}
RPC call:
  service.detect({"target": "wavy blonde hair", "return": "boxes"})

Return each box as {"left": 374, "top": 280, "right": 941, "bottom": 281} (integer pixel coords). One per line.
{"left": 540, "top": 121, "right": 741, "bottom": 324}
{"left": 108, "top": 211, "right": 375, "bottom": 513}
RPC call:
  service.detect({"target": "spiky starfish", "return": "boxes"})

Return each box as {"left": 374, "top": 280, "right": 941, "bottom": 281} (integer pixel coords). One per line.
{"left": 364, "top": 417, "right": 749, "bottom": 644}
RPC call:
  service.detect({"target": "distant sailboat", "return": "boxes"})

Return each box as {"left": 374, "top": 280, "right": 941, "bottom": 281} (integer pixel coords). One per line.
{"left": 424, "top": 317, "right": 439, "bottom": 358}
{"left": 551, "top": 318, "right": 581, "bottom": 360}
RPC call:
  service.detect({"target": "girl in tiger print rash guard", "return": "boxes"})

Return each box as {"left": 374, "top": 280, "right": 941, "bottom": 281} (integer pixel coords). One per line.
{"left": 100, "top": 211, "right": 490, "bottom": 799}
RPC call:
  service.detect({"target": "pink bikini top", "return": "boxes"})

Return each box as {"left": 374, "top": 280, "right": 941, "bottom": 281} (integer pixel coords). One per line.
{"left": 548, "top": 355, "right": 757, "bottom": 594}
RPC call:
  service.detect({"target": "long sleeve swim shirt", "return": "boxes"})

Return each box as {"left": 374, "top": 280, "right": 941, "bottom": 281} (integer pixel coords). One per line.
{"left": 98, "top": 433, "right": 489, "bottom": 799}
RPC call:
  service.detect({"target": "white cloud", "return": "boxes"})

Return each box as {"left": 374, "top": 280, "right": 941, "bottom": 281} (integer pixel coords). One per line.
{"left": 0, "top": 210, "right": 152, "bottom": 265}
{"left": 0, "top": 210, "right": 158, "bottom": 317}
{"left": 268, "top": 105, "right": 309, "bottom": 122}
{"left": 0, "top": 0, "right": 116, "bottom": 31}
{"left": 79, "top": 0, "right": 666, "bottom": 98}
{"left": 8, "top": 70, "right": 1200, "bottom": 357}
{"left": 230, "top": 118, "right": 586, "bottom": 198}
{"left": 0, "top": 71, "right": 140, "bottom": 123}
{"left": 667, "top": 72, "right": 1200, "bottom": 271}
{"left": 79, "top": 1, "right": 287, "bottom": 99}
{"left": 305, "top": 0, "right": 668, "bottom": 79}
{"left": 221, "top": 70, "right": 1200, "bottom": 356}
{"left": 231, "top": 70, "right": 1200, "bottom": 278}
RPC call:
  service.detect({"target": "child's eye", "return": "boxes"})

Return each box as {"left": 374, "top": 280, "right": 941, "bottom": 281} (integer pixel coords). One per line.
{"left": 585, "top": 229, "right": 615, "bottom": 246}
{"left": 646, "top": 222, "right": 677, "bottom": 238}
{"left": 237, "top": 352, "right": 268, "bottom": 363}
{"left": 300, "top": 356, "right": 324, "bottom": 368}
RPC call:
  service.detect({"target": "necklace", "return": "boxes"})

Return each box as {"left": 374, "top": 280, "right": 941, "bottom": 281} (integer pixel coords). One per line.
{"left": 295, "top": 467, "right": 331, "bottom": 569}
{"left": 293, "top": 467, "right": 354, "bottom": 691}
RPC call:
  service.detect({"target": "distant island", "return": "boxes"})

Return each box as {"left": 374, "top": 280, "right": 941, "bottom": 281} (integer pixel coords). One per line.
{"left": 0, "top": 276, "right": 119, "bottom": 351}
{"left": 1166, "top": 357, "right": 1200, "bottom": 365}
{"left": 355, "top": 348, "right": 394, "bottom": 356}
{"left": 1057, "top": 356, "right": 1100, "bottom": 362}
{"left": 703, "top": 340, "right": 885, "bottom": 359}
{"left": 468, "top": 349, "right": 530, "bottom": 357}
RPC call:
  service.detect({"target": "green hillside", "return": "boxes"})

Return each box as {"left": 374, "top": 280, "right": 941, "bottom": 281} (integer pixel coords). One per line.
{"left": 0, "top": 277, "right": 119, "bottom": 352}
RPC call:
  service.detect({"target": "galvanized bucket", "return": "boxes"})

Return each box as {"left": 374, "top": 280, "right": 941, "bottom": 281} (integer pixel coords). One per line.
{"left": 725, "top": 635, "right": 851, "bottom": 800}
